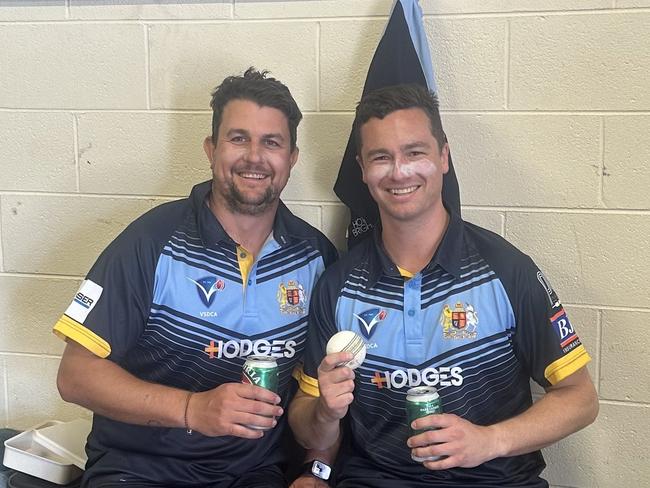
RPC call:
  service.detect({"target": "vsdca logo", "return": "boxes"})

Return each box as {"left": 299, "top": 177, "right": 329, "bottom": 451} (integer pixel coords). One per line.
{"left": 354, "top": 308, "right": 387, "bottom": 339}
{"left": 371, "top": 366, "right": 463, "bottom": 390}
{"left": 187, "top": 276, "right": 225, "bottom": 307}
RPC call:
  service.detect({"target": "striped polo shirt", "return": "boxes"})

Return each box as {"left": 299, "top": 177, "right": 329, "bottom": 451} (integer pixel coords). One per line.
{"left": 53, "top": 180, "right": 337, "bottom": 486}
{"left": 300, "top": 210, "right": 590, "bottom": 488}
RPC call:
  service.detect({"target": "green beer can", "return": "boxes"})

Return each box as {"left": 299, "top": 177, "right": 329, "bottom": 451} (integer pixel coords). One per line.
{"left": 406, "top": 386, "right": 443, "bottom": 462}
{"left": 242, "top": 355, "right": 279, "bottom": 392}
{"left": 241, "top": 355, "right": 279, "bottom": 430}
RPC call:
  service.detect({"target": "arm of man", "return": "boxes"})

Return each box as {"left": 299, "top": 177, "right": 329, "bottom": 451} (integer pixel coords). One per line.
{"left": 408, "top": 366, "right": 598, "bottom": 469}
{"left": 57, "top": 339, "right": 283, "bottom": 439}
{"left": 288, "top": 351, "right": 354, "bottom": 451}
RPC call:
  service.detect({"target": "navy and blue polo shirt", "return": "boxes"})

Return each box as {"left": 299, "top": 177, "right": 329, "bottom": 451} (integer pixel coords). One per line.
{"left": 54, "top": 180, "right": 337, "bottom": 486}
{"left": 300, "top": 210, "right": 590, "bottom": 488}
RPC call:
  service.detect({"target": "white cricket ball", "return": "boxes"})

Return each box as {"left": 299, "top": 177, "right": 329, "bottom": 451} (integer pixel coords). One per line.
{"left": 325, "top": 330, "right": 367, "bottom": 370}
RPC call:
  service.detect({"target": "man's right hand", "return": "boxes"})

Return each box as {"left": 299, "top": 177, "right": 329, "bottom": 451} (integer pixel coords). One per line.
{"left": 315, "top": 351, "right": 356, "bottom": 423}
{"left": 188, "top": 382, "right": 283, "bottom": 438}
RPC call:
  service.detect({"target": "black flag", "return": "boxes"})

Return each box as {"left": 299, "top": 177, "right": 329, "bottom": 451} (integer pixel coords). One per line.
{"left": 333, "top": 0, "right": 461, "bottom": 249}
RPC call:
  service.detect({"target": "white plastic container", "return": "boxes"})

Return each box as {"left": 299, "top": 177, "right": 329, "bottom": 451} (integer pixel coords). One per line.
{"left": 3, "top": 419, "right": 91, "bottom": 485}
{"left": 34, "top": 418, "right": 91, "bottom": 470}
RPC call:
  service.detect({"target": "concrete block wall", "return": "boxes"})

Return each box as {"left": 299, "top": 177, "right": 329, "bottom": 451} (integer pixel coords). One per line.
{"left": 0, "top": 1, "right": 648, "bottom": 486}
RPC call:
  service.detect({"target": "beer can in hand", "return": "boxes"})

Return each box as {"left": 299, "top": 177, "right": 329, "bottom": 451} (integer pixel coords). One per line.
{"left": 406, "top": 386, "right": 443, "bottom": 462}
{"left": 241, "top": 355, "right": 279, "bottom": 430}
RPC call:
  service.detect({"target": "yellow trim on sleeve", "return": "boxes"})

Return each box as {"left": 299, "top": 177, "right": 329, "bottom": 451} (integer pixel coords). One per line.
{"left": 53, "top": 314, "right": 112, "bottom": 359}
{"left": 298, "top": 369, "right": 320, "bottom": 397}
{"left": 237, "top": 245, "right": 254, "bottom": 284}
{"left": 544, "top": 344, "right": 591, "bottom": 385}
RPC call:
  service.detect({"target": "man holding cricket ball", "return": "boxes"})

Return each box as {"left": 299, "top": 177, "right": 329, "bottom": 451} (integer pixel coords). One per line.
{"left": 289, "top": 84, "right": 598, "bottom": 487}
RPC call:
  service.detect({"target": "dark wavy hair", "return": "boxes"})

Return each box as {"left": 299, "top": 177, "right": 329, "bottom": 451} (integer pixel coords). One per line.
{"left": 210, "top": 67, "right": 302, "bottom": 150}
{"left": 353, "top": 84, "right": 445, "bottom": 154}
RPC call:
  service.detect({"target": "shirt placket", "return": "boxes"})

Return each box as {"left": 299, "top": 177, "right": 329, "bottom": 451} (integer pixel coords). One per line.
{"left": 241, "top": 238, "right": 280, "bottom": 327}
{"left": 404, "top": 273, "right": 424, "bottom": 363}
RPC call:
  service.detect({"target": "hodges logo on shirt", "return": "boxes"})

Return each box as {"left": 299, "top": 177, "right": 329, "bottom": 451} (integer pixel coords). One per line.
{"left": 371, "top": 366, "right": 463, "bottom": 390}
{"left": 204, "top": 338, "right": 297, "bottom": 359}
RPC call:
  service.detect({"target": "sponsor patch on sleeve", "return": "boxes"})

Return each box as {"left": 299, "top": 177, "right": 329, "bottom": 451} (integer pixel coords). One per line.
{"left": 65, "top": 279, "right": 103, "bottom": 324}
{"left": 550, "top": 307, "right": 581, "bottom": 353}
{"left": 537, "top": 270, "right": 562, "bottom": 311}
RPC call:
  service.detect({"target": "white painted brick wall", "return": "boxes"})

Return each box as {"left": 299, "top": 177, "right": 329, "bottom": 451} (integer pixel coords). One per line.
{"left": 0, "top": 276, "right": 80, "bottom": 355}
{"left": 506, "top": 212, "right": 650, "bottom": 308}
{"left": 425, "top": 17, "right": 507, "bottom": 110}
{"left": 0, "top": 1, "right": 647, "bottom": 485}
{"left": 321, "top": 204, "right": 350, "bottom": 252}
{"left": 0, "top": 24, "right": 148, "bottom": 109}
{"left": 601, "top": 311, "right": 649, "bottom": 403}
{"left": 149, "top": 23, "right": 318, "bottom": 110}
{"left": 0, "top": 2, "right": 66, "bottom": 21}
{"left": 1, "top": 195, "right": 154, "bottom": 275}
{"left": 462, "top": 209, "right": 504, "bottom": 236}
{"left": 5, "top": 356, "right": 90, "bottom": 429}
{"left": 235, "top": 0, "right": 393, "bottom": 18}
{"left": 0, "top": 356, "right": 6, "bottom": 426}
{"left": 320, "top": 19, "right": 385, "bottom": 110}
{"left": 286, "top": 113, "right": 353, "bottom": 202}
{"left": 445, "top": 114, "right": 602, "bottom": 207}
{"left": 69, "top": 0, "right": 231, "bottom": 20}
{"left": 603, "top": 115, "right": 650, "bottom": 208}
{"left": 509, "top": 13, "right": 650, "bottom": 110}
{"left": 0, "top": 199, "right": 3, "bottom": 273}
{"left": 77, "top": 112, "right": 212, "bottom": 195}
{"left": 0, "top": 112, "right": 76, "bottom": 191}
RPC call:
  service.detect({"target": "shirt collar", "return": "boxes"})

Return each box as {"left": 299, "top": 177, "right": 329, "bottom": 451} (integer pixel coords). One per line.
{"left": 190, "top": 180, "right": 308, "bottom": 249}
{"left": 366, "top": 207, "right": 465, "bottom": 287}
{"left": 428, "top": 207, "right": 464, "bottom": 279}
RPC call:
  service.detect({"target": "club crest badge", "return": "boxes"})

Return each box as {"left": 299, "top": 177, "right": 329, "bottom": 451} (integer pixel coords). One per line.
{"left": 187, "top": 276, "right": 225, "bottom": 307}
{"left": 353, "top": 308, "right": 387, "bottom": 339}
{"left": 277, "top": 280, "right": 306, "bottom": 315}
{"left": 440, "top": 302, "right": 478, "bottom": 340}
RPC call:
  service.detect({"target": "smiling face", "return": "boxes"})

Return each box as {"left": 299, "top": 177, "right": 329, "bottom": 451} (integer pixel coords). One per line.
{"left": 204, "top": 99, "right": 298, "bottom": 216}
{"left": 357, "top": 107, "right": 449, "bottom": 225}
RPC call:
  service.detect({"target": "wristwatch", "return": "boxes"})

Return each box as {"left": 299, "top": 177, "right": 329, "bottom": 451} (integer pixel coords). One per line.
{"left": 301, "top": 459, "right": 332, "bottom": 481}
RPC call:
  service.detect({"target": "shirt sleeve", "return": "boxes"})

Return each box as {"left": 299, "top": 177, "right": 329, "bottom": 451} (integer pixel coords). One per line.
{"left": 53, "top": 222, "right": 157, "bottom": 362}
{"left": 512, "top": 259, "right": 591, "bottom": 387}
{"left": 298, "top": 271, "right": 340, "bottom": 397}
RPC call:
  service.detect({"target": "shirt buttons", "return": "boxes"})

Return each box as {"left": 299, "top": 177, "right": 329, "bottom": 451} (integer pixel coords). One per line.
{"left": 407, "top": 309, "right": 416, "bottom": 317}
{"left": 240, "top": 252, "right": 247, "bottom": 259}
{"left": 248, "top": 279, "right": 252, "bottom": 286}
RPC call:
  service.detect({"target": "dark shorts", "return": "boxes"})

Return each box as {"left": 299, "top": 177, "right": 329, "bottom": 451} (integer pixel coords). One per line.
{"left": 84, "top": 464, "right": 287, "bottom": 488}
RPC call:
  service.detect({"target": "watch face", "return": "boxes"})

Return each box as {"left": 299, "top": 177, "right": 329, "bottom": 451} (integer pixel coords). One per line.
{"left": 311, "top": 460, "right": 332, "bottom": 480}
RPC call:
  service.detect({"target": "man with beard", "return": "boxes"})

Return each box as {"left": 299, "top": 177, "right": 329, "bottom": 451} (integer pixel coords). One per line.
{"left": 54, "top": 68, "right": 337, "bottom": 488}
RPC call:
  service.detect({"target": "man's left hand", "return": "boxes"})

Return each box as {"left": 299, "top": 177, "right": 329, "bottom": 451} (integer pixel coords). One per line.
{"left": 289, "top": 474, "right": 329, "bottom": 488}
{"left": 407, "top": 413, "right": 499, "bottom": 470}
